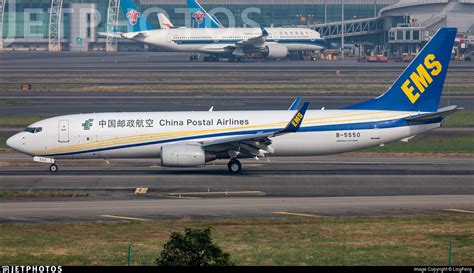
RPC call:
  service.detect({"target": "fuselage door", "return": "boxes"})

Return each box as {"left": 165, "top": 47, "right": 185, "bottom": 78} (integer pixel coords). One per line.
{"left": 371, "top": 125, "right": 381, "bottom": 140}
{"left": 58, "top": 120, "right": 69, "bottom": 143}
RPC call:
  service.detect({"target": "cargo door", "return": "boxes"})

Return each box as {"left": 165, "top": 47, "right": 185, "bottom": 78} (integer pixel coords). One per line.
{"left": 371, "top": 125, "right": 380, "bottom": 140}
{"left": 58, "top": 120, "right": 70, "bottom": 143}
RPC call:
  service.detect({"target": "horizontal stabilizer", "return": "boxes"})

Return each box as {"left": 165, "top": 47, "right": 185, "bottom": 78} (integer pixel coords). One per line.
{"left": 405, "top": 105, "right": 462, "bottom": 122}
{"left": 97, "top": 32, "right": 123, "bottom": 39}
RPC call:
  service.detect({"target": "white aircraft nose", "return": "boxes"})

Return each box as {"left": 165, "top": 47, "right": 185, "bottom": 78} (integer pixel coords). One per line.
{"left": 6, "top": 134, "right": 21, "bottom": 151}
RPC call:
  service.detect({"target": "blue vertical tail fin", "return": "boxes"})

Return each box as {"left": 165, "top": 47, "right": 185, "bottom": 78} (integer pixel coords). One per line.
{"left": 345, "top": 27, "right": 457, "bottom": 113}
{"left": 120, "top": 0, "right": 153, "bottom": 32}
{"left": 187, "top": 0, "right": 224, "bottom": 28}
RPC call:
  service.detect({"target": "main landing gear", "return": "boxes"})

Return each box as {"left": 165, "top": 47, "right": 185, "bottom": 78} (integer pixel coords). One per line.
{"left": 227, "top": 159, "right": 242, "bottom": 174}
{"left": 203, "top": 55, "right": 220, "bottom": 62}
{"left": 49, "top": 163, "right": 59, "bottom": 173}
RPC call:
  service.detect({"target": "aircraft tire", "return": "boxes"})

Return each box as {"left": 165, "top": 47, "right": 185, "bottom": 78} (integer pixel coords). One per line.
{"left": 49, "top": 164, "right": 59, "bottom": 173}
{"left": 227, "top": 159, "right": 242, "bottom": 174}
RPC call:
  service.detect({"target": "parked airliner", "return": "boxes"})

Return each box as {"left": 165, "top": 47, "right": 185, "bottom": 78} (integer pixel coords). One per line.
{"left": 99, "top": 0, "right": 329, "bottom": 61}
{"left": 7, "top": 28, "right": 459, "bottom": 173}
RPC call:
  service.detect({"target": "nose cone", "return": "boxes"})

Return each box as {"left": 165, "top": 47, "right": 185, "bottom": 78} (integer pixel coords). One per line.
{"left": 6, "top": 134, "right": 22, "bottom": 152}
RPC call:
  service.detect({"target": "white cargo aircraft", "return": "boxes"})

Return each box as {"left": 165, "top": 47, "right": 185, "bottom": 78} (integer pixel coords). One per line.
{"left": 99, "top": 0, "right": 329, "bottom": 61}
{"left": 7, "top": 28, "right": 460, "bottom": 173}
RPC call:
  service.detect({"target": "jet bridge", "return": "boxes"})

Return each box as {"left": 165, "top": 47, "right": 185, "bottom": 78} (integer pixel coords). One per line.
{"left": 313, "top": 17, "right": 384, "bottom": 39}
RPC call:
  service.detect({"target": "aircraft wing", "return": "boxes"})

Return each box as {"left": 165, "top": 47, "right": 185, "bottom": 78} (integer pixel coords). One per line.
{"left": 200, "top": 102, "right": 309, "bottom": 158}
{"left": 98, "top": 31, "right": 148, "bottom": 41}
{"left": 235, "top": 28, "right": 269, "bottom": 47}
{"left": 121, "top": 32, "right": 148, "bottom": 41}
{"left": 198, "top": 28, "right": 269, "bottom": 56}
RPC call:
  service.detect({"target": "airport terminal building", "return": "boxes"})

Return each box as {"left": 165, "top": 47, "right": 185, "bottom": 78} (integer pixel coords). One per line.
{"left": 0, "top": 0, "right": 473, "bottom": 55}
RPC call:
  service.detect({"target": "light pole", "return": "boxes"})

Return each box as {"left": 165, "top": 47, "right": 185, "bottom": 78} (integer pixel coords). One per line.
{"left": 374, "top": 0, "right": 377, "bottom": 17}
{"left": 341, "top": 0, "right": 345, "bottom": 60}
{"left": 324, "top": 0, "right": 327, "bottom": 23}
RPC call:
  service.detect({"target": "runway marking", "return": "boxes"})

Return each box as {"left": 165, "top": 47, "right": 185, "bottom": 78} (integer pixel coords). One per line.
{"left": 168, "top": 191, "right": 266, "bottom": 197}
{"left": 99, "top": 214, "right": 151, "bottom": 222}
{"left": 134, "top": 187, "right": 149, "bottom": 194}
{"left": 273, "top": 211, "right": 321, "bottom": 218}
{"left": 444, "top": 209, "right": 474, "bottom": 214}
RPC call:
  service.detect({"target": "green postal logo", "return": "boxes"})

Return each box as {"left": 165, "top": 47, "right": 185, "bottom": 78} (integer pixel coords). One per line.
{"left": 82, "top": 119, "right": 94, "bottom": 130}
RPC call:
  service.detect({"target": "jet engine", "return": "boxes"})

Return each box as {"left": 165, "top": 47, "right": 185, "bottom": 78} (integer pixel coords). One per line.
{"left": 262, "top": 44, "right": 289, "bottom": 59}
{"left": 160, "top": 143, "right": 215, "bottom": 167}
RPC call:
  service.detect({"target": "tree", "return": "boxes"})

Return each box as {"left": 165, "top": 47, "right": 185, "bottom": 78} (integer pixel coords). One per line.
{"left": 156, "top": 227, "right": 233, "bottom": 266}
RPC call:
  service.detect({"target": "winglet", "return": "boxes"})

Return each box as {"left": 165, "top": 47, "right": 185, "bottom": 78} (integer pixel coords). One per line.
{"left": 288, "top": 97, "right": 302, "bottom": 110}
{"left": 261, "top": 27, "right": 269, "bottom": 37}
{"left": 281, "top": 102, "right": 309, "bottom": 133}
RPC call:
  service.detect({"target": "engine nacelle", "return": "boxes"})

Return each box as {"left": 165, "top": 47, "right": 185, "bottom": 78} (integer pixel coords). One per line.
{"left": 161, "top": 143, "right": 214, "bottom": 167}
{"left": 263, "top": 44, "right": 289, "bottom": 59}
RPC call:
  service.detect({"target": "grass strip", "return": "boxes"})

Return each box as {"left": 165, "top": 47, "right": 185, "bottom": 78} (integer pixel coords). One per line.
{"left": 0, "top": 216, "right": 472, "bottom": 265}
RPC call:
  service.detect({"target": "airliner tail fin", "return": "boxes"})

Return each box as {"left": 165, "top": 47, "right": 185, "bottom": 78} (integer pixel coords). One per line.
{"left": 120, "top": 0, "right": 153, "bottom": 32}
{"left": 158, "top": 13, "right": 174, "bottom": 29}
{"left": 187, "top": 0, "right": 224, "bottom": 28}
{"left": 346, "top": 27, "right": 457, "bottom": 113}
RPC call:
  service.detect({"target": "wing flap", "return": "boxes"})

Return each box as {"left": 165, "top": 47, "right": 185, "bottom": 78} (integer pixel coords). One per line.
{"left": 201, "top": 132, "right": 274, "bottom": 148}
{"left": 198, "top": 44, "right": 235, "bottom": 54}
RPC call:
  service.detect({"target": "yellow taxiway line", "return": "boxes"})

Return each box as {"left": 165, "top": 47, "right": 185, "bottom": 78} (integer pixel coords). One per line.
{"left": 168, "top": 191, "right": 266, "bottom": 196}
{"left": 273, "top": 211, "right": 321, "bottom": 218}
{"left": 99, "top": 214, "right": 151, "bottom": 222}
{"left": 444, "top": 209, "right": 474, "bottom": 214}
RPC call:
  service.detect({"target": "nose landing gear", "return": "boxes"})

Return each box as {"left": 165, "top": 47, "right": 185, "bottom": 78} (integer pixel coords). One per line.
{"left": 227, "top": 159, "right": 242, "bottom": 174}
{"left": 49, "top": 163, "right": 59, "bottom": 173}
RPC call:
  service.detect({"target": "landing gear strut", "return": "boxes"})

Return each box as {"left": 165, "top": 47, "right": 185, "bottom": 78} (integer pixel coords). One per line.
{"left": 227, "top": 159, "right": 242, "bottom": 174}
{"left": 203, "top": 55, "right": 220, "bottom": 62}
{"left": 49, "top": 163, "right": 59, "bottom": 173}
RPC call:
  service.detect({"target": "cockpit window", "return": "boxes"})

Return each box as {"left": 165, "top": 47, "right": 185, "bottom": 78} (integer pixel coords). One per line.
{"left": 24, "top": 127, "right": 42, "bottom": 133}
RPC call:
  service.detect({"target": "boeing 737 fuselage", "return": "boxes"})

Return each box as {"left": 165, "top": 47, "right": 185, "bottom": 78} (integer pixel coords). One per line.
{"left": 6, "top": 28, "right": 460, "bottom": 173}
